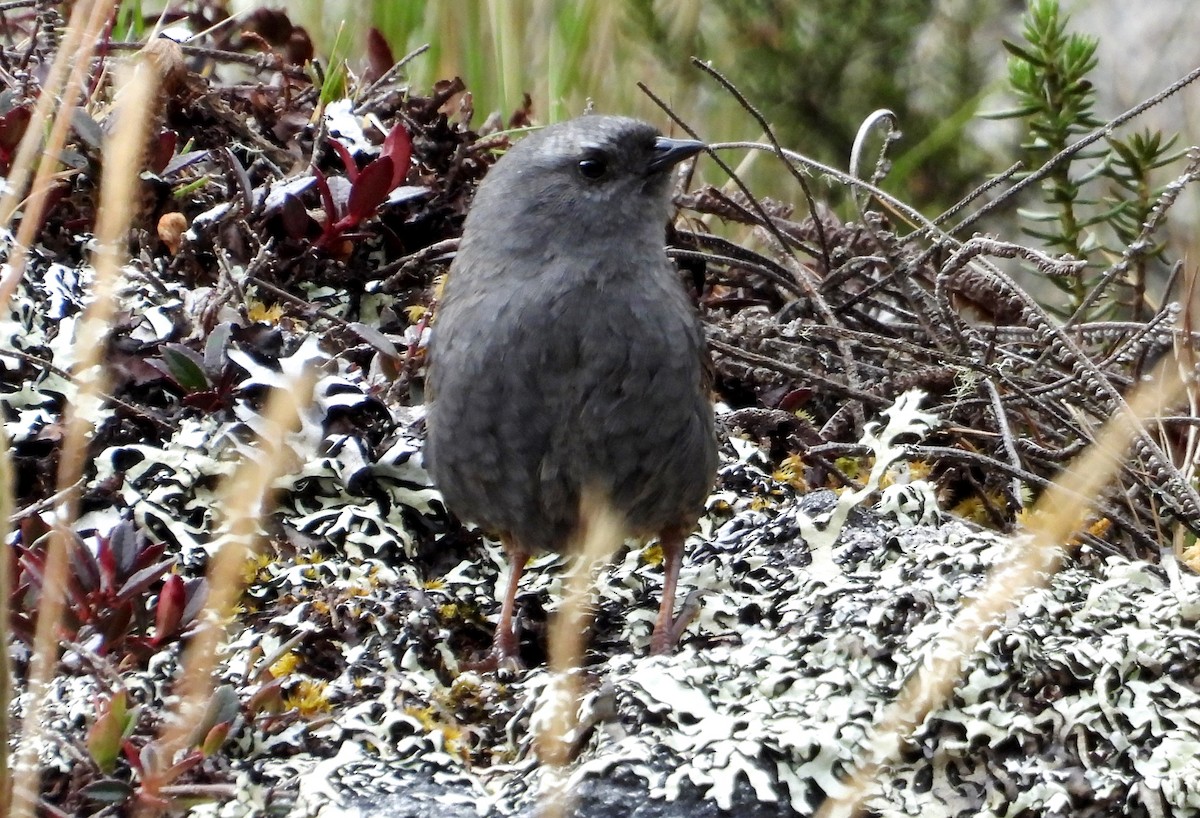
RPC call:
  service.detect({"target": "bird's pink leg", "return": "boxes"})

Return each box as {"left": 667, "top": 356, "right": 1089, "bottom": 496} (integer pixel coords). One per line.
{"left": 493, "top": 539, "right": 529, "bottom": 667}
{"left": 650, "top": 528, "right": 685, "bottom": 655}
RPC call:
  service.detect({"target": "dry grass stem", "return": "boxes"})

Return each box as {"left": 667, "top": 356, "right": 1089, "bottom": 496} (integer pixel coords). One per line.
{"left": 817, "top": 352, "right": 1190, "bottom": 818}
{"left": 0, "top": 0, "right": 114, "bottom": 314}
{"left": 536, "top": 492, "right": 627, "bottom": 817}
{"left": 0, "top": 425, "right": 14, "bottom": 811}
{"left": 137, "top": 367, "right": 316, "bottom": 810}
{"left": 7, "top": 54, "right": 159, "bottom": 818}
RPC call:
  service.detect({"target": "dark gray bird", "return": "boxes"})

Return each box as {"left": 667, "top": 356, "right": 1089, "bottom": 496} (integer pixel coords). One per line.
{"left": 424, "top": 115, "right": 717, "bottom": 667}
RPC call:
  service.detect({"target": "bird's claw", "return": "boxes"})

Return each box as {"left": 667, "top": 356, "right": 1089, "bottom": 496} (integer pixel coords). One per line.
{"left": 650, "top": 588, "right": 704, "bottom": 655}
{"left": 460, "top": 648, "right": 526, "bottom": 676}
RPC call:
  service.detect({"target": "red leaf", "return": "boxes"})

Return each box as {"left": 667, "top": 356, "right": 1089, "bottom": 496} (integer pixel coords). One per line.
{"left": 0, "top": 105, "right": 31, "bottom": 171}
{"left": 181, "top": 577, "right": 210, "bottom": 627}
{"left": 150, "top": 130, "right": 177, "bottom": 175}
{"left": 122, "top": 739, "right": 142, "bottom": 771}
{"left": 163, "top": 749, "right": 206, "bottom": 779}
{"left": 275, "top": 192, "right": 316, "bottom": 241}
{"left": 340, "top": 155, "right": 394, "bottom": 228}
{"left": 70, "top": 537, "right": 102, "bottom": 592}
{"left": 381, "top": 122, "right": 412, "bottom": 187}
{"left": 97, "top": 537, "right": 117, "bottom": 594}
{"left": 0, "top": 105, "right": 31, "bottom": 152}
{"left": 327, "top": 138, "right": 358, "bottom": 183}
{"left": 313, "top": 167, "right": 339, "bottom": 245}
{"left": 364, "top": 28, "right": 394, "bottom": 85}
{"left": 181, "top": 389, "right": 228, "bottom": 412}
{"left": 115, "top": 558, "right": 177, "bottom": 605}
{"left": 152, "top": 573, "right": 185, "bottom": 645}
{"left": 109, "top": 520, "right": 149, "bottom": 576}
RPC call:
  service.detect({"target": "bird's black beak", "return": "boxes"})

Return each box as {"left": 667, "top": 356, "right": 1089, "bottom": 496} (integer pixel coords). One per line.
{"left": 647, "top": 135, "right": 705, "bottom": 174}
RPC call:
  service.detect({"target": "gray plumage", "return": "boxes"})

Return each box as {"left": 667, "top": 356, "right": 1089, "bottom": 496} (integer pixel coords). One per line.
{"left": 424, "top": 115, "right": 717, "bottom": 660}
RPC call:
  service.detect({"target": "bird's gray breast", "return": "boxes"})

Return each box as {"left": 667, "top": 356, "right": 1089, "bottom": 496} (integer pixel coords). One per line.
{"left": 425, "top": 260, "right": 715, "bottom": 552}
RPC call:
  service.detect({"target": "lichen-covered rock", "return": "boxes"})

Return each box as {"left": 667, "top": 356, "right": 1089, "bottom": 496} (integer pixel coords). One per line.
{"left": 11, "top": 264, "right": 1199, "bottom": 815}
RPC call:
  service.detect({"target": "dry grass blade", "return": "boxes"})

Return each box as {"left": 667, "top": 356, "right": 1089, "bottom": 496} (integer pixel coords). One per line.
{"left": 0, "top": 426, "right": 13, "bottom": 811}
{"left": 816, "top": 351, "right": 1190, "bottom": 818}
{"left": 0, "top": 0, "right": 114, "bottom": 314}
{"left": 136, "top": 368, "right": 316, "bottom": 815}
{"left": 6, "top": 52, "right": 160, "bottom": 818}
{"left": 535, "top": 491, "right": 627, "bottom": 817}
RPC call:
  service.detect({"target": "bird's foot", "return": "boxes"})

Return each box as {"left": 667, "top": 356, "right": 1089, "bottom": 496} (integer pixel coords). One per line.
{"left": 649, "top": 589, "right": 703, "bottom": 655}
{"left": 461, "top": 622, "right": 525, "bottom": 675}
{"left": 461, "top": 648, "right": 525, "bottom": 676}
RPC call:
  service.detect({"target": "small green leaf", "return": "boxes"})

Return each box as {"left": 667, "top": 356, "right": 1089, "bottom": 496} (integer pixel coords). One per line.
{"left": 201, "top": 721, "right": 232, "bottom": 756}
{"left": 87, "top": 690, "right": 133, "bottom": 774}
{"left": 115, "top": 0, "right": 144, "bottom": 42}
{"left": 1002, "top": 40, "right": 1045, "bottom": 67}
{"left": 161, "top": 344, "right": 211, "bottom": 392}
{"left": 81, "top": 778, "right": 135, "bottom": 805}
{"left": 986, "top": 104, "right": 1043, "bottom": 120}
{"left": 319, "top": 60, "right": 349, "bottom": 107}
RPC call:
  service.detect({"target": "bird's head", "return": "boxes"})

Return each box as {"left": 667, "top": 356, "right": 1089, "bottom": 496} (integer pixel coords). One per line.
{"left": 466, "top": 116, "right": 704, "bottom": 248}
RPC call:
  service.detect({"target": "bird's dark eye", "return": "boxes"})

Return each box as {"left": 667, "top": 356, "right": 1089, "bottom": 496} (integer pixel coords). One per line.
{"left": 577, "top": 153, "right": 609, "bottom": 180}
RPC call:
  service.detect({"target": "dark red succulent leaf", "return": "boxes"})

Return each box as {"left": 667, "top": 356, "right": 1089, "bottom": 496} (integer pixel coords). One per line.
{"left": 339, "top": 154, "right": 394, "bottom": 229}
{"left": 97, "top": 534, "right": 119, "bottom": 595}
{"left": 380, "top": 121, "right": 412, "bottom": 188}
{"left": 247, "top": 677, "right": 285, "bottom": 714}
{"left": 313, "top": 167, "right": 337, "bottom": 233}
{"left": 315, "top": 121, "right": 412, "bottom": 249}
{"left": 115, "top": 557, "right": 177, "bottom": 605}
{"left": 16, "top": 540, "right": 90, "bottom": 618}
{"left": 6, "top": 611, "right": 32, "bottom": 642}
{"left": 180, "top": 577, "right": 210, "bottom": 627}
{"left": 160, "top": 748, "right": 205, "bottom": 781}
{"left": 122, "top": 738, "right": 143, "bottom": 771}
{"left": 18, "top": 514, "right": 50, "bottom": 549}
{"left": 363, "top": 28, "right": 394, "bottom": 85}
{"left": 107, "top": 519, "right": 144, "bottom": 578}
{"left": 132, "top": 544, "right": 167, "bottom": 578}
{"left": 0, "top": 105, "right": 31, "bottom": 150}
{"left": 11, "top": 518, "right": 188, "bottom": 659}
{"left": 181, "top": 389, "right": 230, "bottom": 412}
{"left": 327, "top": 137, "right": 358, "bottom": 183}
{"left": 68, "top": 542, "right": 102, "bottom": 599}
{"left": 275, "top": 192, "right": 316, "bottom": 240}
{"left": 16, "top": 545, "right": 48, "bottom": 591}
{"left": 95, "top": 603, "right": 134, "bottom": 653}
{"left": 151, "top": 573, "right": 185, "bottom": 645}
{"left": 149, "top": 129, "right": 178, "bottom": 175}
{"left": 777, "top": 387, "right": 814, "bottom": 412}
{"left": 0, "top": 105, "right": 32, "bottom": 172}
